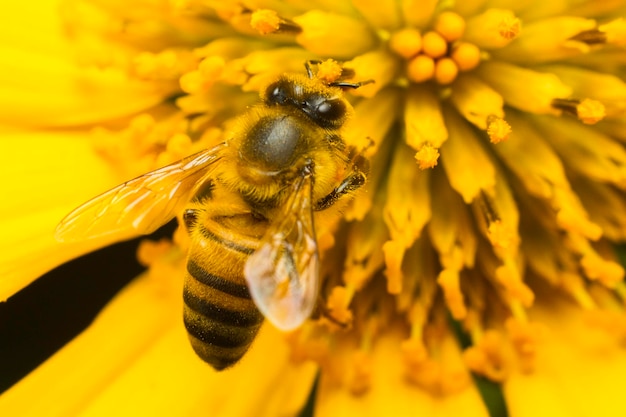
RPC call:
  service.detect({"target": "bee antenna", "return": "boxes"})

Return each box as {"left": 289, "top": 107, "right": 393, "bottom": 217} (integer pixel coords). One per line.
{"left": 304, "top": 60, "right": 322, "bottom": 79}
{"left": 329, "top": 80, "right": 375, "bottom": 89}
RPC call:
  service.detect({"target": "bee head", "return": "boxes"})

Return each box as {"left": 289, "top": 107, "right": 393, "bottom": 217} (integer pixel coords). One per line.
{"left": 262, "top": 75, "right": 348, "bottom": 130}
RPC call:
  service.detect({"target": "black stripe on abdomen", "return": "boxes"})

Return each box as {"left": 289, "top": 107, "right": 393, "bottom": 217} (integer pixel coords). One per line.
{"left": 187, "top": 259, "right": 251, "bottom": 299}
{"left": 183, "top": 287, "right": 263, "bottom": 327}
{"left": 199, "top": 226, "right": 255, "bottom": 255}
{"left": 183, "top": 306, "right": 260, "bottom": 348}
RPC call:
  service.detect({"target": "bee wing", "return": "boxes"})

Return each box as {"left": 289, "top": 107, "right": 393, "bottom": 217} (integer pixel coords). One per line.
{"left": 55, "top": 144, "right": 226, "bottom": 242}
{"left": 244, "top": 169, "right": 319, "bottom": 331}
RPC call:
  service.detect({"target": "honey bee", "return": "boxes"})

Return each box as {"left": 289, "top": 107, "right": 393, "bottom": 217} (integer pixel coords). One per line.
{"left": 55, "top": 61, "right": 369, "bottom": 370}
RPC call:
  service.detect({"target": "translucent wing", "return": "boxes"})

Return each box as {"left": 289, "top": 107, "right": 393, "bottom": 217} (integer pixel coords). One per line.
{"left": 55, "top": 144, "right": 226, "bottom": 242}
{"left": 244, "top": 168, "right": 319, "bottom": 331}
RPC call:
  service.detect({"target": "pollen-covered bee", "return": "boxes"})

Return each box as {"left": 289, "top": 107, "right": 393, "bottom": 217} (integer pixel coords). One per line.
{"left": 55, "top": 61, "right": 369, "bottom": 370}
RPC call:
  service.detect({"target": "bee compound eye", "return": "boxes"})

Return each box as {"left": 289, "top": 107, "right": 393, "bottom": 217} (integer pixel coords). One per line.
{"left": 304, "top": 96, "right": 346, "bottom": 128}
{"left": 266, "top": 81, "right": 289, "bottom": 105}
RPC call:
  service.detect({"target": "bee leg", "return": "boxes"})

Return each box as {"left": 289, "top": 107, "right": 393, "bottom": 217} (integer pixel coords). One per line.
{"left": 314, "top": 170, "right": 366, "bottom": 211}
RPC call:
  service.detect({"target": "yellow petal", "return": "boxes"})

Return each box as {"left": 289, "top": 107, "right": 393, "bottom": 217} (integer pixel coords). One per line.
{"left": 505, "top": 290, "right": 626, "bottom": 417}
{"left": 1, "top": 260, "right": 317, "bottom": 417}
{"left": 464, "top": 8, "right": 521, "bottom": 49}
{"left": 450, "top": 74, "right": 505, "bottom": 130}
{"left": 0, "top": 267, "right": 181, "bottom": 416}
{"left": 531, "top": 114, "right": 626, "bottom": 188}
{"left": 352, "top": 0, "right": 401, "bottom": 30}
{"left": 404, "top": 85, "right": 448, "bottom": 153}
{"left": 293, "top": 10, "right": 377, "bottom": 59}
{"left": 439, "top": 108, "right": 496, "bottom": 204}
{"left": 0, "top": 130, "right": 121, "bottom": 301}
{"left": 476, "top": 61, "right": 572, "bottom": 115}
{"left": 494, "top": 16, "right": 597, "bottom": 62}
{"left": 383, "top": 143, "right": 432, "bottom": 249}
{"left": 540, "top": 65, "right": 626, "bottom": 117}
{"left": 0, "top": 1, "right": 171, "bottom": 127}
{"left": 315, "top": 326, "right": 490, "bottom": 417}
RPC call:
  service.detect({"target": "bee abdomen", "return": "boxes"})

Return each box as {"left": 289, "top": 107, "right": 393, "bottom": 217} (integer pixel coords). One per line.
{"left": 183, "top": 260, "right": 263, "bottom": 370}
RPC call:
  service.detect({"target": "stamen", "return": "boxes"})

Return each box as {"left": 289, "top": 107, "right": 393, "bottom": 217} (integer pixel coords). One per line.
{"left": 383, "top": 240, "right": 405, "bottom": 294}
{"left": 293, "top": 10, "right": 377, "bottom": 59}
{"left": 158, "top": 133, "right": 192, "bottom": 165}
{"left": 450, "top": 42, "right": 481, "bottom": 71}
{"left": 561, "top": 272, "right": 597, "bottom": 309}
{"left": 463, "top": 330, "right": 510, "bottom": 381}
{"left": 569, "top": 29, "right": 607, "bottom": 45}
{"left": 404, "top": 86, "right": 448, "bottom": 158}
{"left": 599, "top": 18, "right": 626, "bottom": 46}
{"left": 581, "top": 252, "right": 625, "bottom": 288}
{"left": 314, "top": 59, "right": 343, "bottom": 83}
{"left": 434, "top": 11, "right": 466, "bottom": 42}
{"left": 422, "top": 31, "right": 448, "bottom": 58}
{"left": 552, "top": 98, "right": 606, "bottom": 125}
{"left": 349, "top": 350, "right": 373, "bottom": 395}
{"left": 505, "top": 318, "right": 546, "bottom": 373}
{"left": 434, "top": 57, "right": 458, "bottom": 85}
{"left": 136, "top": 239, "right": 173, "bottom": 267}
{"left": 250, "top": 9, "right": 301, "bottom": 35}
{"left": 450, "top": 75, "right": 506, "bottom": 132}
{"left": 414, "top": 144, "right": 440, "bottom": 169}
{"left": 407, "top": 55, "right": 435, "bottom": 83}
{"left": 465, "top": 8, "right": 521, "bottom": 49}
{"left": 495, "top": 261, "right": 535, "bottom": 307}
{"left": 476, "top": 61, "right": 573, "bottom": 115}
{"left": 389, "top": 27, "right": 422, "bottom": 59}
{"left": 437, "top": 269, "right": 468, "bottom": 319}
{"left": 487, "top": 116, "right": 512, "bottom": 143}
{"left": 326, "top": 285, "right": 355, "bottom": 326}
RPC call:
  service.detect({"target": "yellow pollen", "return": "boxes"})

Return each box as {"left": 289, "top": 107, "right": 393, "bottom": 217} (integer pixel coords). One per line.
{"left": 414, "top": 144, "right": 440, "bottom": 169}
{"left": 599, "top": 18, "right": 626, "bottom": 46}
{"left": 179, "top": 70, "right": 203, "bottom": 94}
{"left": 285, "top": 327, "right": 330, "bottom": 364}
{"left": 463, "top": 330, "right": 510, "bottom": 381}
{"left": 389, "top": 27, "right": 423, "bottom": 59}
{"left": 450, "top": 42, "right": 481, "bottom": 71}
{"left": 561, "top": 273, "right": 596, "bottom": 309}
{"left": 163, "top": 133, "right": 192, "bottom": 160}
{"left": 130, "top": 113, "right": 156, "bottom": 135}
{"left": 250, "top": 9, "right": 281, "bottom": 34}
{"left": 383, "top": 240, "right": 404, "bottom": 294}
{"left": 198, "top": 56, "right": 225, "bottom": 80}
{"left": 498, "top": 14, "right": 522, "bottom": 40}
{"left": 552, "top": 98, "right": 606, "bottom": 124}
{"left": 437, "top": 269, "right": 467, "bottom": 319}
{"left": 407, "top": 55, "right": 435, "bottom": 83}
{"left": 486, "top": 116, "right": 512, "bottom": 143}
{"left": 577, "top": 98, "right": 606, "bottom": 124}
{"left": 326, "top": 286, "right": 354, "bottom": 326}
{"left": 506, "top": 318, "right": 545, "bottom": 373}
{"left": 401, "top": 338, "right": 428, "bottom": 366}
{"left": 314, "top": 59, "right": 343, "bottom": 83}
{"left": 422, "top": 31, "right": 448, "bottom": 58}
{"left": 136, "top": 239, "right": 173, "bottom": 267}
{"left": 581, "top": 253, "right": 625, "bottom": 288}
{"left": 487, "top": 220, "right": 515, "bottom": 249}
{"left": 435, "top": 11, "right": 466, "bottom": 42}
{"left": 465, "top": 9, "right": 521, "bottom": 49}
{"left": 495, "top": 263, "right": 535, "bottom": 307}
{"left": 434, "top": 57, "right": 458, "bottom": 85}
{"left": 349, "top": 351, "right": 373, "bottom": 395}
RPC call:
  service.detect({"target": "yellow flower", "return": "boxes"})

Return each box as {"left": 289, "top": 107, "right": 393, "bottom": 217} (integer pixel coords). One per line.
{"left": 2, "top": 0, "right": 626, "bottom": 416}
